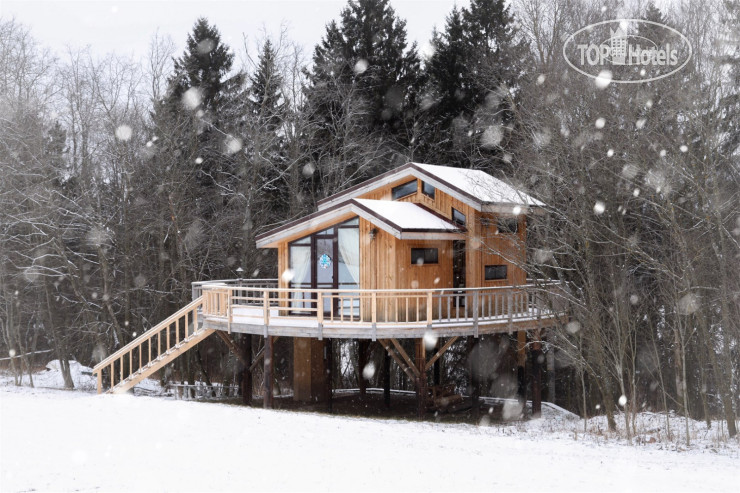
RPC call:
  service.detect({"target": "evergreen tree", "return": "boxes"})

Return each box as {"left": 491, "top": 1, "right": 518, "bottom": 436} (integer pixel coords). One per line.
{"left": 305, "top": 0, "right": 421, "bottom": 141}
{"left": 418, "top": 0, "right": 529, "bottom": 170}
{"left": 170, "top": 17, "right": 239, "bottom": 118}
{"left": 250, "top": 39, "right": 285, "bottom": 131}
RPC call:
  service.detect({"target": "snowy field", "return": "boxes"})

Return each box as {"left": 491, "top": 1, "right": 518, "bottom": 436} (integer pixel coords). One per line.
{"left": 1, "top": 366, "right": 738, "bottom": 492}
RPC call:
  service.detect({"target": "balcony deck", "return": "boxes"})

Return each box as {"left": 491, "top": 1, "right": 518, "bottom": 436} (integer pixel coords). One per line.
{"left": 193, "top": 280, "right": 567, "bottom": 339}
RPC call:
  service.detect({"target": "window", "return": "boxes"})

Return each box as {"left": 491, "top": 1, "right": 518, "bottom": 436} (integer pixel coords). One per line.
{"left": 411, "top": 248, "right": 438, "bottom": 265}
{"left": 421, "top": 181, "right": 435, "bottom": 199}
{"left": 392, "top": 180, "right": 417, "bottom": 200}
{"left": 497, "top": 217, "right": 519, "bottom": 234}
{"left": 452, "top": 207, "right": 466, "bottom": 226}
{"left": 484, "top": 265, "right": 508, "bottom": 280}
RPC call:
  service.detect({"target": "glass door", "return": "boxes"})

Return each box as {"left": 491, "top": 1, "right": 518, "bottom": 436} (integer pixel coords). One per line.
{"left": 314, "top": 235, "right": 335, "bottom": 314}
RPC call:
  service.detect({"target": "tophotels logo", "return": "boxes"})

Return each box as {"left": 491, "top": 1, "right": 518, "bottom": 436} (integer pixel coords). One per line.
{"left": 563, "top": 19, "right": 692, "bottom": 84}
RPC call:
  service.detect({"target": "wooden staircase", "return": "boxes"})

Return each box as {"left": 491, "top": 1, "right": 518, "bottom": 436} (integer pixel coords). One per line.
{"left": 93, "top": 297, "right": 215, "bottom": 394}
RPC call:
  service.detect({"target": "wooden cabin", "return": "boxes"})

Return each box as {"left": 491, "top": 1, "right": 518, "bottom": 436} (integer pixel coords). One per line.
{"left": 94, "top": 162, "right": 565, "bottom": 418}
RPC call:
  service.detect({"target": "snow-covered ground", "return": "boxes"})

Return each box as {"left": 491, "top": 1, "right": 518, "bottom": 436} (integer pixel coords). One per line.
{"left": 1, "top": 366, "right": 738, "bottom": 492}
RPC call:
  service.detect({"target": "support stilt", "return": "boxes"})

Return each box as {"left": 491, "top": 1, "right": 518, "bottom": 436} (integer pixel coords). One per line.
{"left": 468, "top": 337, "right": 480, "bottom": 419}
{"left": 263, "top": 336, "right": 273, "bottom": 409}
{"left": 433, "top": 338, "right": 442, "bottom": 386}
{"left": 325, "top": 339, "right": 333, "bottom": 413}
{"left": 358, "top": 339, "right": 369, "bottom": 396}
{"left": 516, "top": 331, "right": 527, "bottom": 408}
{"left": 241, "top": 334, "right": 252, "bottom": 405}
{"left": 532, "top": 330, "right": 543, "bottom": 418}
{"left": 415, "top": 339, "right": 427, "bottom": 420}
{"left": 383, "top": 350, "right": 391, "bottom": 409}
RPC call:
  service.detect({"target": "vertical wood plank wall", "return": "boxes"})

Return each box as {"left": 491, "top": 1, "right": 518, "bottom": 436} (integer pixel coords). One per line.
{"left": 274, "top": 177, "right": 528, "bottom": 294}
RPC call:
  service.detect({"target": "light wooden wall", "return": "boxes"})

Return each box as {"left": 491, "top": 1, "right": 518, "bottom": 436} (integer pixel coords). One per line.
{"left": 273, "top": 179, "right": 529, "bottom": 291}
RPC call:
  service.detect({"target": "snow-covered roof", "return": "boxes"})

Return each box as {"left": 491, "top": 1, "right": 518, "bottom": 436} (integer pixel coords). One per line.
{"left": 316, "top": 162, "right": 545, "bottom": 212}
{"left": 411, "top": 163, "right": 545, "bottom": 208}
{"left": 255, "top": 198, "right": 464, "bottom": 248}
{"left": 353, "top": 199, "right": 461, "bottom": 232}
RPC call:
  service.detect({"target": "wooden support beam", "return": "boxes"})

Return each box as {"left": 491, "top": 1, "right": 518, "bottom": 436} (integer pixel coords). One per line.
{"left": 325, "top": 339, "right": 333, "bottom": 413}
{"left": 241, "top": 334, "right": 252, "bottom": 405}
{"left": 390, "top": 338, "right": 419, "bottom": 378}
{"left": 425, "top": 336, "right": 459, "bottom": 372}
{"left": 416, "top": 339, "right": 427, "bottom": 420}
{"left": 215, "top": 331, "right": 249, "bottom": 367}
{"left": 378, "top": 339, "right": 419, "bottom": 381}
{"left": 532, "top": 329, "right": 543, "bottom": 418}
{"left": 516, "top": 330, "right": 527, "bottom": 404}
{"left": 264, "top": 335, "right": 274, "bottom": 409}
{"left": 433, "top": 338, "right": 441, "bottom": 387}
{"left": 358, "top": 339, "right": 369, "bottom": 396}
{"left": 383, "top": 350, "right": 391, "bottom": 408}
{"left": 468, "top": 337, "right": 480, "bottom": 419}
{"left": 248, "top": 336, "right": 280, "bottom": 373}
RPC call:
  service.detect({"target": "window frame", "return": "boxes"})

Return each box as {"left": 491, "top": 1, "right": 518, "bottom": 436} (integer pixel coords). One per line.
{"left": 497, "top": 217, "right": 519, "bottom": 234}
{"left": 484, "top": 264, "right": 508, "bottom": 280}
{"left": 421, "top": 181, "right": 435, "bottom": 199}
{"left": 452, "top": 207, "right": 466, "bottom": 227}
{"left": 391, "top": 180, "right": 418, "bottom": 200}
{"left": 411, "top": 247, "right": 439, "bottom": 266}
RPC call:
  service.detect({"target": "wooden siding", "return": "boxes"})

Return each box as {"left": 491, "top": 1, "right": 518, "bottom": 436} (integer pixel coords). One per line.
{"left": 478, "top": 214, "right": 527, "bottom": 286}
{"left": 272, "top": 181, "right": 529, "bottom": 291}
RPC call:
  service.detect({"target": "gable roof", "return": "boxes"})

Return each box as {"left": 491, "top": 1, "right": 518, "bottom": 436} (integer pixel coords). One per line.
{"left": 255, "top": 198, "right": 465, "bottom": 248}
{"left": 316, "top": 162, "right": 545, "bottom": 213}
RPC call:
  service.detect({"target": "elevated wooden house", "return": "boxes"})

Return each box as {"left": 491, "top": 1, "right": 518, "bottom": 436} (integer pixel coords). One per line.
{"left": 93, "top": 163, "right": 565, "bottom": 417}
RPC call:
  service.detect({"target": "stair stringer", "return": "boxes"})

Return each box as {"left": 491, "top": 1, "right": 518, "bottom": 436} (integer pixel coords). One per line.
{"left": 109, "top": 327, "right": 216, "bottom": 394}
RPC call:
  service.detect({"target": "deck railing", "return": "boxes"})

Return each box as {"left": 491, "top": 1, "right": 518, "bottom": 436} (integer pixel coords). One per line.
{"left": 92, "top": 297, "right": 204, "bottom": 393}
{"left": 194, "top": 280, "right": 567, "bottom": 334}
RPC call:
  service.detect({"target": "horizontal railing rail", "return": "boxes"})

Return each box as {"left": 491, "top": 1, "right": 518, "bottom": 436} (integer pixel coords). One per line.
{"left": 92, "top": 297, "right": 205, "bottom": 393}
{"left": 192, "top": 278, "right": 278, "bottom": 300}
{"left": 197, "top": 280, "right": 567, "bottom": 332}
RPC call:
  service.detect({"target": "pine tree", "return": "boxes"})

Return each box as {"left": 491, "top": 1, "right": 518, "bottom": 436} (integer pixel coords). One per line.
{"left": 250, "top": 39, "right": 285, "bottom": 132}
{"left": 418, "top": 0, "right": 529, "bottom": 170}
{"left": 306, "top": 0, "right": 421, "bottom": 140}
{"left": 170, "top": 17, "right": 238, "bottom": 118}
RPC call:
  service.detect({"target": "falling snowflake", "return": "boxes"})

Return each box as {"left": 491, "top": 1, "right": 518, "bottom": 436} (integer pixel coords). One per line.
{"left": 362, "top": 362, "right": 376, "bottom": 380}
{"left": 353, "top": 59, "right": 369, "bottom": 75}
{"left": 594, "top": 70, "right": 612, "bottom": 89}
{"left": 423, "top": 331, "right": 438, "bottom": 350}
{"left": 115, "top": 125, "right": 132, "bottom": 141}
{"left": 565, "top": 321, "right": 581, "bottom": 334}
{"left": 223, "top": 136, "right": 243, "bottom": 155}
{"left": 182, "top": 87, "right": 202, "bottom": 110}
{"left": 593, "top": 201, "right": 606, "bottom": 215}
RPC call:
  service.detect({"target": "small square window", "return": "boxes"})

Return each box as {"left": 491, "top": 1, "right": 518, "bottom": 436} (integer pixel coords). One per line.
{"left": 411, "top": 248, "right": 438, "bottom": 265}
{"left": 497, "top": 218, "right": 518, "bottom": 234}
{"left": 422, "top": 181, "right": 435, "bottom": 199}
{"left": 484, "top": 265, "right": 508, "bottom": 280}
{"left": 392, "top": 180, "right": 417, "bottom": 200}
{"left": 452, "top": 208, "right": 466, "bottom": 226}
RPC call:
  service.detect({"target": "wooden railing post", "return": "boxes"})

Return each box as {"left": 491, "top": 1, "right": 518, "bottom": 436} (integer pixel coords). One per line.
{"left": 507, "top": 291, "right": 514, "bottom": 331}
{"left": 371, "top": 292, "right": 377, "bottom": 341}
{"left": 426, "top": 291, "right": 433, "bottom": 329}
{"left": 473, "top": 291, "right": 479, "bottom": 338}
{"left": 263, "top": 290, "right": 270, "bottom": 336}
{"left": 317, "top": 292, "right": 324, "bottom": 340}
{"left": 96, "top": 371, "right": 102, "bottom": 394}
{"left": 226, "top": 289, "right": 231, "bottom": 334}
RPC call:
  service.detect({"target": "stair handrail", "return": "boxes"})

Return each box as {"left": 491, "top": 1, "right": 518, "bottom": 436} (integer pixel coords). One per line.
{"left": 92, "top": 297, "right": 203, "bottom": 373}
